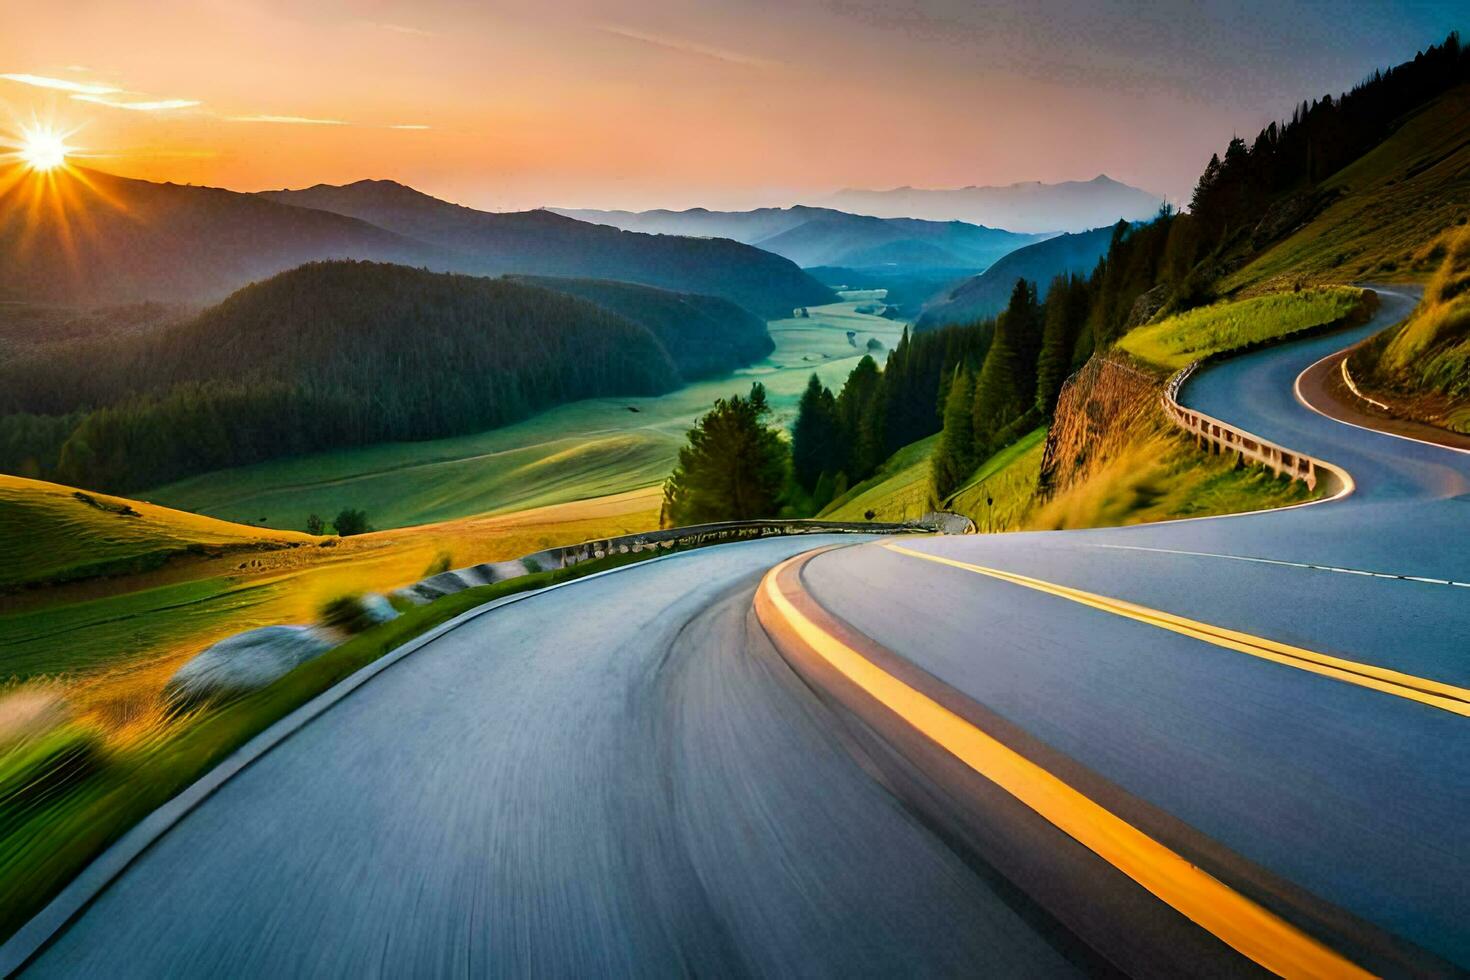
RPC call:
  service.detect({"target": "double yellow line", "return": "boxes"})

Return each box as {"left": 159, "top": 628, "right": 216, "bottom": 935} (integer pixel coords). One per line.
{"left": 758, "top": 554, "right": 1374, "bottom": 978}
{"left": 884, "top": 542, "right": 1470, "bottom": 717}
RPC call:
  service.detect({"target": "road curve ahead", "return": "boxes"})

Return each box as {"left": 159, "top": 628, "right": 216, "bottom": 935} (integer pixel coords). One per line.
{"left": 21, "top": 536, "right": 1106, "bottom": 978}
{"left": 794, "top": 288, "right": 1470, "bottom": 974}
{"left": 13, "top": 290, "right": 1468, "bottom": 977}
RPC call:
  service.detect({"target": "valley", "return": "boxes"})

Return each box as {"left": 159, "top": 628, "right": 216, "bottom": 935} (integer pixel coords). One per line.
{"left": 145, "top": 294, "right": 906, "bottom": 530}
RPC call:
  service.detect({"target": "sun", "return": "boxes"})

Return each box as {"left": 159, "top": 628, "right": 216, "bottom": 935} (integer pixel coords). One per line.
{"left": 19, "top": 127, "right": 71, "bottom": 172}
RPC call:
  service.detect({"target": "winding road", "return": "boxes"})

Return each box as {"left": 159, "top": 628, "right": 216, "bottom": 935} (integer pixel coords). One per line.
{"left": 9, "top": 289, "right": 1467, "bottom": 977}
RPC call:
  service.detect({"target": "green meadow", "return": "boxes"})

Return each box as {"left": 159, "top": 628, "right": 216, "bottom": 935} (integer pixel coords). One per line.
{"left": 146, "top": 297, "right": 907, "bottom": 531}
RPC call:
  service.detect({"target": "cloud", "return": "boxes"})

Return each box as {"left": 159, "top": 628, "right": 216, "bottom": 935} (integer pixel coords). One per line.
{"left": 389, "top": 124, "right": 430, "bottom": 130}
{"left": 595, "top": 24, "right": 777, "bottom": 69}
{"left": 73, "top": 95, "right": 201, "bottom": 112}
{"left": 228, "top": 114, "right": 348, "bottom": 125}
{"left": 0, "top": 73, "right": 121, "bottom": 95}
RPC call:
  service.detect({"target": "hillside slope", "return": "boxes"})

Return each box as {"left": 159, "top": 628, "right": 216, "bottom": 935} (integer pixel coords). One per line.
{"left": 507, "top": 276, "right": 773, "bottom": 380}
{"left": 916, "top": 225, "right": 1116, "bottom": 329}
{"left": 0, "top": 262, "right": 682, "bottom": 492}
{"left": 259, "top": 181, "right": 832, "bottom": 318}
{"left": 0, "top": 474, "right": 310, "bottom": 591}
{"left": 1226, "top": 82, "right": 1470, "bottom": 292}
{"left": 555, "top": 204, "right": 1042, "bottom": 271}
{"left": 826, "top": 175, "right": 1162, "bottom": 233}
{"left": 0, "top": 166, "right": 440, "bottom": 304}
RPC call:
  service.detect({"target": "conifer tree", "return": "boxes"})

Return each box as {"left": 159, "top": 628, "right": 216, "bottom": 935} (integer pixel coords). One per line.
{"left": 931, "top": 366, "right": 976, "bottom": 500}
{"left": 662, "top": 383, "right": 789, "bottom": 526}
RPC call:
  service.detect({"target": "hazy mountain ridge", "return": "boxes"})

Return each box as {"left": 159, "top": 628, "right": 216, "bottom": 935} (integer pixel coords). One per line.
{"left": 827, "top": 175, "right": 1163, "bottom": 234}
{"left": 260, "top": 181, "right": 832, "bottom": 318}
{"left": 0, "top": 169, "right": 833, "bottom": 319}
{"left": 552, "top": 204, "right": 1044, "bottom": 270}
{"left": 916, "top": 225, "right": 1119, "bottom": 329}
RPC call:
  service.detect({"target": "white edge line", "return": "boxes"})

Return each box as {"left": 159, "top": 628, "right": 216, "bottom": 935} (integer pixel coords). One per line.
{"left": 0, "top": 535, "right": 866, "bottom": 975}
{"left": 1294, "top": 347, "right": 1470, "bottom": 458}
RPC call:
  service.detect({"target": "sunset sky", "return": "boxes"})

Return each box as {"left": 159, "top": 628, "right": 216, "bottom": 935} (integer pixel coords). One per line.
{"left": 2, "top": 1, "right": 1463, "bottom": 212}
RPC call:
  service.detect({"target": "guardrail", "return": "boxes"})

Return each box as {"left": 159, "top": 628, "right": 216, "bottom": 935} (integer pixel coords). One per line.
{"left": 401, "top": 513, "right": 969, "bottom": 604}
{"left": 1162, "top": 362, "right": 1337, "bottom": 494}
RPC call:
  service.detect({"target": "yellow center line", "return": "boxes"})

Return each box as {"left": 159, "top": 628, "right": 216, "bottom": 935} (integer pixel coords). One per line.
{"left": 758, "top": 556, "right": 1373, "bottom": 979}
{"left": 883, "top": 542, "right": 1470, "bottom": 717}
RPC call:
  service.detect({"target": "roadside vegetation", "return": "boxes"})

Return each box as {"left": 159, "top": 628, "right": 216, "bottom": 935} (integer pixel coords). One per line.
{"left": 0, "top": 547, "right": 654, "bottom": 945}
{"left": 1349, "top": 224, "right": 1470, "bottom": 432}
{"left": 1118, "top": 286, "right": 1367, "bottom": 370}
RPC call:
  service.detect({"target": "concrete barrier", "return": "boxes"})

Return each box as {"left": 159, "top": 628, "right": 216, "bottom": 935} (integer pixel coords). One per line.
{"left": 1162, "top": 362, "right": 1339, "bottom": 494}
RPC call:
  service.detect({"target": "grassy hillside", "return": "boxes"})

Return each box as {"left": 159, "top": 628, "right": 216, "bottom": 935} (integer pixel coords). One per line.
{"left": 147, "top": 297, "right": 908, "bottom": 530}
{"left": 819, "top": 434, "right": 938, "bottom": 521}
{"left": 1119, "top": 286, "right": 1367, "bottom": 369}
{"left": 0, "top": 262, "right": 683, "bottom": 493}
{"left": 507, "top": 275, "right": 773, "bottom": 379}
{"left": 1226, "top": 83, "right": 1470, "bottom": 292}
{"left": 1350, "top": 225, "right": 1470, "bottom": 432}
{"left": 0, "top": 475, "right": 311, "bottom": 592}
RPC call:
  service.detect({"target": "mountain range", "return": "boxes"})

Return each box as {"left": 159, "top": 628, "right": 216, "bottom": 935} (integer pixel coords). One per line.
{"left": 553, "top": 205, "right": 1045, "bottom": 270}
{"left": 0, "top": 169, "right": 832, "bottom": 319}
{"left": 827, "top": 175, "right": 1163, "bottom": 234}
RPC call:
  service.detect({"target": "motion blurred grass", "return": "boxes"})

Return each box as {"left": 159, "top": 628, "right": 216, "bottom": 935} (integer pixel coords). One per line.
{"left": 1353, "top": 224, "right": 1470, "bottom": 432}
{"left": 1118, "top": 287, "right": 1365, "bottom": 370}
{"left": 0, "top": 548, "right": 651, "bottom": 946}
{"left": 948, "top": 428, "right": 1047, "bottom": 532}
{"left": 1029, "top": 423, "right": 1315, "bottom": 530}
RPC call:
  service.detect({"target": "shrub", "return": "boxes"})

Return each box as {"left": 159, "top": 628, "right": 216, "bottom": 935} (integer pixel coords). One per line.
{"left": 331, "top": 508, "right": 371, "bottom": 537}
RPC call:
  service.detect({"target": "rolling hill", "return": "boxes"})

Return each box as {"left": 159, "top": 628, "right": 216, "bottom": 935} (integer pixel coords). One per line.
{"left": 259, "top": 181, "right": 832, "bottom": 318}
{"left": 552, "top": 204, "right": 1044, "bottom": 271}
{"left": 915, "top": 225, "right": 1117, "bottom": 329}
{"left": 507, "top": 276, "right": 773, "bottom": 380}
{"left": 0, "top": 262, "right": 690, "bottom": 492}
{"left": 826, "top": 175, "right": 1163, "bottom": 233}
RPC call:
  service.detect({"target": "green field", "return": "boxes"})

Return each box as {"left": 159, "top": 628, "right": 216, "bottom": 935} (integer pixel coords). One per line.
{"left": 1118, "top": 287, "right": 1365, "bottom": 370}
{"left": 147, "top": 296, "right": 906, "bottom": 531}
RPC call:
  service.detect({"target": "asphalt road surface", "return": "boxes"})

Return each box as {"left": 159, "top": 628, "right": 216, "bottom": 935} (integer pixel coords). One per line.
{"left": 15, "top": 288, "right": 1467, "bottom": 977}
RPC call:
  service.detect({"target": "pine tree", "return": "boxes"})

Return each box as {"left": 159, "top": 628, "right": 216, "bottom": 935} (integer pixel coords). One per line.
{"left": 931, "top": 366, "right": 976, "bottom": 500}
{"left": 662, "top": 383, "right": 790, "bottom": 526}
{"left": 792, "top": 374, "right": 840, "bottom": 492}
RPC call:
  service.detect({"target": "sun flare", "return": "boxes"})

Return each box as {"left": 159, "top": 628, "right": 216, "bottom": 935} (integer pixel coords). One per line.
{"left": 19, "top": 127, "right": 71, "bottom": 171}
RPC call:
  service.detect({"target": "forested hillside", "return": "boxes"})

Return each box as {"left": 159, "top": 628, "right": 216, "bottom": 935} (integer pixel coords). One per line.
{"left": 507, "top": 276, "right": 773, "bottom": 379}
{"left": 0, "top": 262, "right": 684, "bottom": 492}
{"left": 916, "top": 225, "right": 1116, "bottom": 330}
{"left": 260, "top": 181, "right": 833, "bottom": 318}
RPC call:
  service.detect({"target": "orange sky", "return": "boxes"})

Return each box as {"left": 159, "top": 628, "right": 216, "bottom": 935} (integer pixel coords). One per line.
{"left": 2, "top": 1, "right": 1462, "bottom": 212}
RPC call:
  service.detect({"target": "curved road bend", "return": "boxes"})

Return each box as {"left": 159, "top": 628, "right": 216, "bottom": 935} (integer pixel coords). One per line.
{"left": 795, "top": 287, "right": 1470, "bottom": 972}
{"left": 13, "top": 288, "right": 1467, "bottom": 976}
